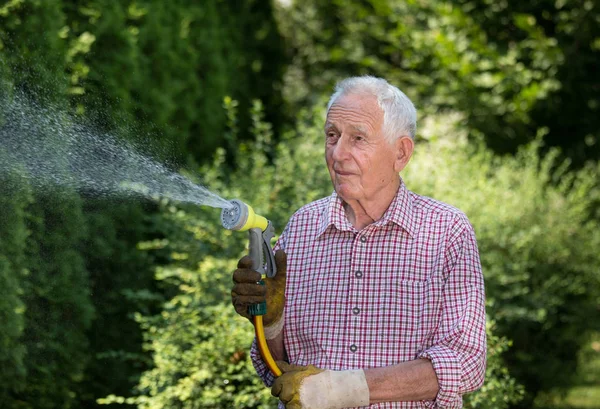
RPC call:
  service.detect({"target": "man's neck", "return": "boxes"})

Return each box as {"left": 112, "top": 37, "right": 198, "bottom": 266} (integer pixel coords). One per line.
{"left": 343, "top": 179, "right": 400, "bottom": 230}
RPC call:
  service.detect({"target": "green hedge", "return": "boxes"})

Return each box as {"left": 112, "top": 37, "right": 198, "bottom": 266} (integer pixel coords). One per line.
{"left": 0, "top": 1, "right": 286, "bottom": 407}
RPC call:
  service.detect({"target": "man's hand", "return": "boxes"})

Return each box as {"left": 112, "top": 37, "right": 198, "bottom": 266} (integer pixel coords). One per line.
{"left": 272, "top": 361, "right": 370, "bottom": 409}
{"left": 271, "top": 361, "right": 324, "bottom": 409}
{"left": 231, "top": 249, "right": 287, "bottom": 328}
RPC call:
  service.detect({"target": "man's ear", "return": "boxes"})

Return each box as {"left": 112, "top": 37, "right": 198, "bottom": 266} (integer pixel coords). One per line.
{"left": 393, "top": 136, "right": 414, "bottom": 173}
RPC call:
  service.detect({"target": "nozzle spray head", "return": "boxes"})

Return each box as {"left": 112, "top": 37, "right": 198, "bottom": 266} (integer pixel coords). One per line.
{"left": 221, "top": 199, "right": 277, "bottom": 278}
{"left": 221, "top": 199, "right": 268, "bottom": 232}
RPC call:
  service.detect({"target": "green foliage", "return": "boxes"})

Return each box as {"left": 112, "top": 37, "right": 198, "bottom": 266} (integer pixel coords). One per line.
{"left": 464, "top": 322, "right": 525, "bottom": 409}
{"left": 0, "top": 161, "right": 31, "bottom": 402}
{"left": 1, "top": 0, "right": 287, "bottom": 162}
{"left": 77, "top": 200, "right": 162, "bottom": 408}
{"left": 1, "top": 2, "right": 286, "bottom": 408}
{"left": 0, "top": 4, "right": 94, "bottom": 407}
{"left": 17, "top": 188, "right": 94, "bottom": 409}
{"left": 451, "top": 0, "right": 600, "bottom": 164}
{"left": 276, "top": 0, "right": 600, "bottom": 165}
{"left": 0, "top": 0, "right": 68, "bottom": 100}
{"left": 59, "top": 0, "right": 287, "bottom": 161}
{"left": 559, "top": 333, "right": 600, "bottom": 409}
{"left": 100, "top": 258, "right": 274, "bottom": 409}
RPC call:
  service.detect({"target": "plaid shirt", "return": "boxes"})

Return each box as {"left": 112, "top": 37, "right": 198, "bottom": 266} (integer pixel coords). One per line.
{"left": 251, "top": 181, "right": 487, "bottom": 409}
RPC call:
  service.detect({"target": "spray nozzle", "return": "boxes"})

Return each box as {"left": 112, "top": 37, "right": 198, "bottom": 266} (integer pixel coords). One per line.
{"left": 221, "top": 199, "right": 276, "bottom": 278}
{"left": 220, "top": 199, "right": 246, "bottom": 230}
{"left": 221, "top": 199, "right": 268, "bottom": 232}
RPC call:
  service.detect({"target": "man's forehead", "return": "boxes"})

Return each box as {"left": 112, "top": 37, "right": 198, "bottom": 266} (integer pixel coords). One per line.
{"left": 324, "top": 121, "right": 368, "bottom": 133}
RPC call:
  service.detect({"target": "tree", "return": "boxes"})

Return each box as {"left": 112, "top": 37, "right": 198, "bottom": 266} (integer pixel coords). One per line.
{"left": 0, "top": 160, "right": 31, "bottom": 404}
{"left": 275, "top": 0, "right": 599, "bottom": 166}
{"left": 0, "top": 2, "right": 95, "bottom": 407}
{"left": 62, "top": 0, "right": 287, "bottom": 163}
{"left": 450, "top": 0, "right": 600, "bottom": 165}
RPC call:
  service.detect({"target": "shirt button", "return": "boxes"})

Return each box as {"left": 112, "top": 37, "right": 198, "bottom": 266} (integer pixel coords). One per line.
{"left": 352, "top": 307, "right": 361, "bottom": 315}
{"left": 355, "top": 270, "right": 363, "bottom": 278}
{"left": 349, "top": 344, "right": 358, "bottom": 352}
{"left": 360, "top": 236, "right": 367, "bottom": 243}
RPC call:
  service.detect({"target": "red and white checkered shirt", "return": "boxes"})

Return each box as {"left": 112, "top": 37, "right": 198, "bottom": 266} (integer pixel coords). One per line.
{"left": 251, "top": 181, "right": 487, "bottom": 409}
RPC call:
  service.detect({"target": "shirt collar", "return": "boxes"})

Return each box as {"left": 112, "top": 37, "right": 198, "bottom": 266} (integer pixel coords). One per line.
{"left": 316, "top": 191, "right": 354, "bottom": 237}
{"left": 316, "top": 180, "right": 417, "bottom": 237}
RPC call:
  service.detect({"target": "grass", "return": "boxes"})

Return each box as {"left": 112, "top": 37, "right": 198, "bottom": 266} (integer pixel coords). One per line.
{"left": 536, "top": 334, "right": 600, "bottom": 409}
{"left": 563, "top": 337, "right": 600, "bottom": 409}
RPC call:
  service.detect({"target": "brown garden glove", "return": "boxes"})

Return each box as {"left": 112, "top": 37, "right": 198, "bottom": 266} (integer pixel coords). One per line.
{"left": 231, "top": 249, "right": 287, "bottom": 327}
{"left": 271, "top": 361, "right": 370, "bottom": 409}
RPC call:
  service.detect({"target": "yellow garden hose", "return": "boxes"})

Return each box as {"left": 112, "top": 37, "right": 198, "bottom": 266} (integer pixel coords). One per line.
{"left": 253, "top": 315, "right": 282, "bottom": 376}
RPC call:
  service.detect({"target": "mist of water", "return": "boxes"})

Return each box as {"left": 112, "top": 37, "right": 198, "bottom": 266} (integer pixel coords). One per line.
{"left": 0, "top": 90, "right": 232, "bottom": 209}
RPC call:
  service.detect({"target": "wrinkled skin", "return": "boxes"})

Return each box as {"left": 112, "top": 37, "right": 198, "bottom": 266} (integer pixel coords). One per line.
{"left": 272, "top": 361, "right": 325, "bottom": 409}
{"left": 231, "top": 249, "right": 287, "bottom": 326}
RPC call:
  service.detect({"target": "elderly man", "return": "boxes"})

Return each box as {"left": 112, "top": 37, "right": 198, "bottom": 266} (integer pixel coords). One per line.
{"left": 231, "top": 76, "right": 486, "bottom": 409}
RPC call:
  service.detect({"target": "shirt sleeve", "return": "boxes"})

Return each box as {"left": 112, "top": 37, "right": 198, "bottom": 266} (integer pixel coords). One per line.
{"left": 249, "top": 221, "right": 290, "bottom": 387}
{"left": 418, "top": 214, "right": 487, "bottom": 409}
{"left": 250, "top": 338, "right": 277, "bottom": 386}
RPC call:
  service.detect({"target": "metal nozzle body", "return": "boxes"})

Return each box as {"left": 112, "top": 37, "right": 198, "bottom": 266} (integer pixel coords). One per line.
{"left": 222, "top": 199, "right": 281, "bottom": 377}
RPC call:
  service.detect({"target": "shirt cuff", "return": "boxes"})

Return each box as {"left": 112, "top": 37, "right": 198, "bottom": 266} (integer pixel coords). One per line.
{"left": 250, "top": 337, "right": 276, "bottom": 387}
{"left": 418, "top": 346, "right": 463, "bottom": 409}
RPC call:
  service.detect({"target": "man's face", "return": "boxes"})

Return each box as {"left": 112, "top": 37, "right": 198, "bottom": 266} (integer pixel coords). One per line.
{"left": 325, "top": 93, "right": 404, "bottom": 203}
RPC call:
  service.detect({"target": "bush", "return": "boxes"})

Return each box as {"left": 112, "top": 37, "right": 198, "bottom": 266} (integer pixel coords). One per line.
{"left": 464, "top": 321, "right": 525, "bottom": 409}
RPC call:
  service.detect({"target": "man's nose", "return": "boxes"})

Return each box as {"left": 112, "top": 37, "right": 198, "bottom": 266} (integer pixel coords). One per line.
{"left": 332, "top": 134, "right": 351, "bottom": 161}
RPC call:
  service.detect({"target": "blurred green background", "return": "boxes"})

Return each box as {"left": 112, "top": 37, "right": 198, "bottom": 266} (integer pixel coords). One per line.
{"left": 0, "top": 1, "right": 599, "bottom": 408}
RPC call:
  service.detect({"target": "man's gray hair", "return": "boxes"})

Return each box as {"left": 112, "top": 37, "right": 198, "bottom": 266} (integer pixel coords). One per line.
{"left": 326, "top": 76, "right": 417, "bottom": 142}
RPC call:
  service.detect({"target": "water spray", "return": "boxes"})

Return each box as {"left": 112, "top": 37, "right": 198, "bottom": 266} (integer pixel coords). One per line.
{"left": 0, "top": 90, "right": 230, "bottom": 208}
{"left": 221, "top": 200, "right": 281, "bottom": 377}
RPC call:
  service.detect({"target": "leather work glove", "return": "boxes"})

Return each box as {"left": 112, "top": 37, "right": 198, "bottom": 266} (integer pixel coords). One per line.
{"left": 231, "top": 249, "right": 287, "bottom": 331}
{"left": 272, "top": 361, "right": 370, "bottom": 409}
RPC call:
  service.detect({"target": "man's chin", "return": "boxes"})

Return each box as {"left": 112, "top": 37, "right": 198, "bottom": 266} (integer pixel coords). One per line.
{"left": 334, "top": 186, "right": 360, "bottom": 202}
